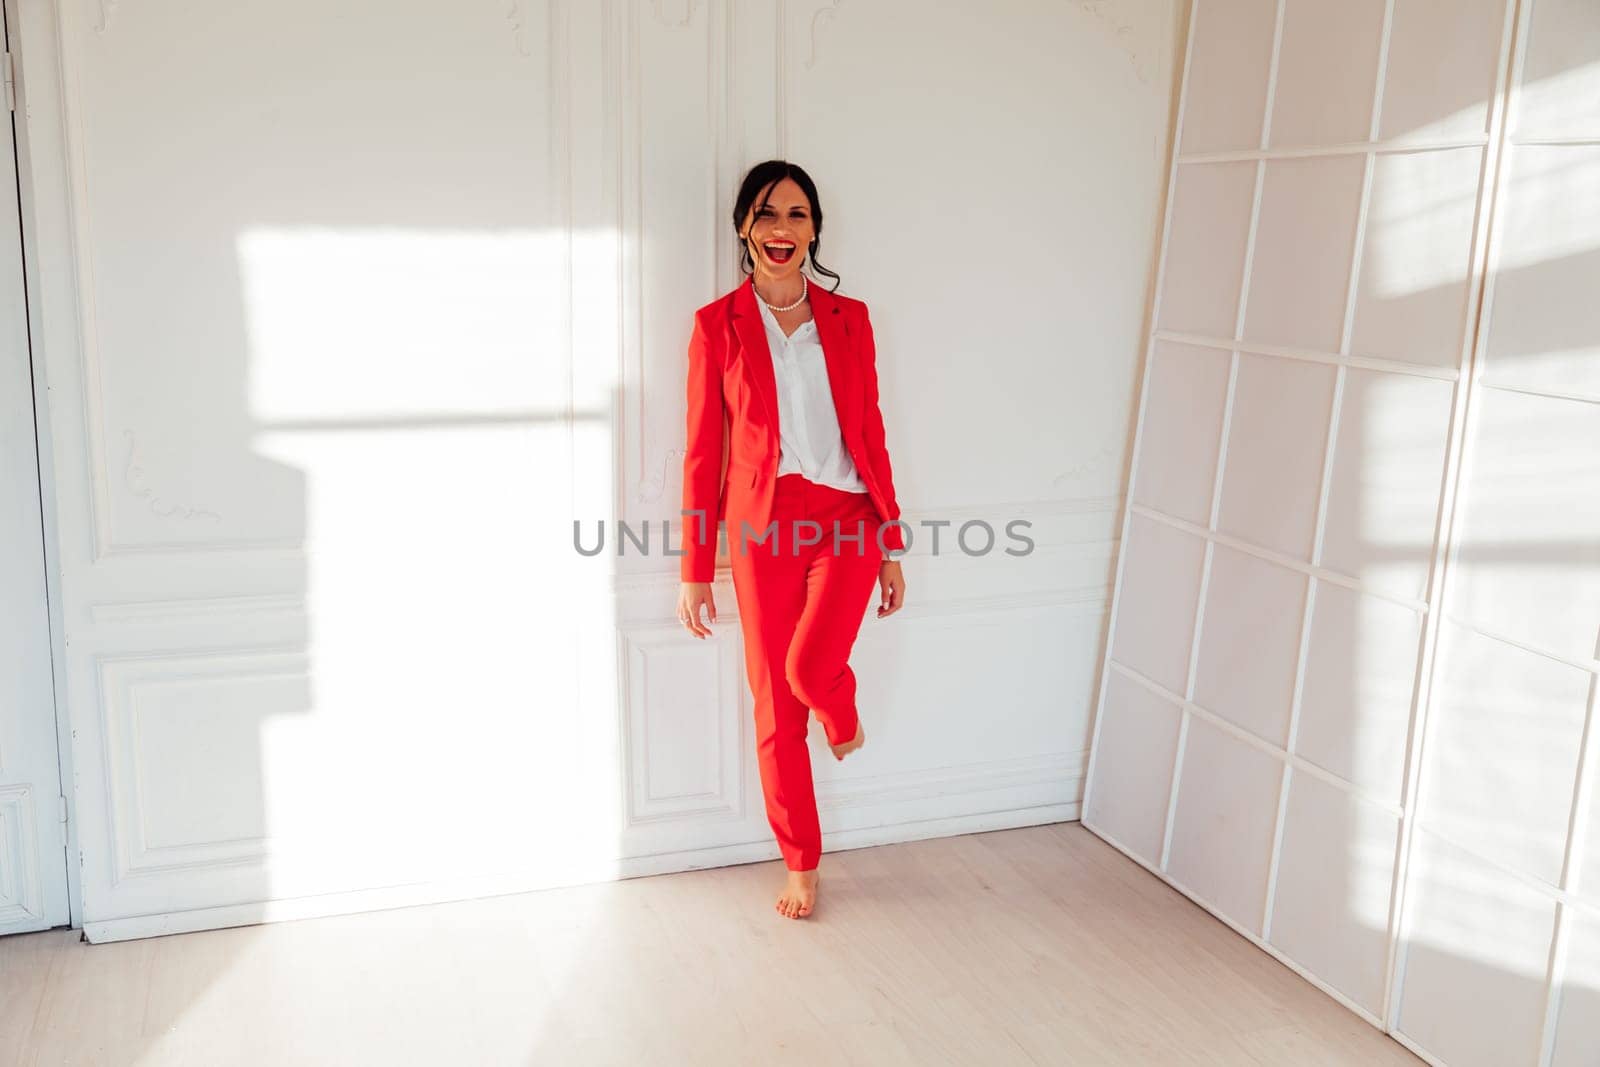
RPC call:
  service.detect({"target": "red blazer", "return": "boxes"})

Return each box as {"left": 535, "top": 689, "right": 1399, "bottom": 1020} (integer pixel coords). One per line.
{"left": 680, "top": 275, "right": 905, "bottom": 583}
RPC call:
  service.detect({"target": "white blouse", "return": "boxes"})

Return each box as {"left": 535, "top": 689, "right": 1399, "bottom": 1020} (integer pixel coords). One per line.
{"left": 755, "top": 295, "right": 869, "bottom": 494}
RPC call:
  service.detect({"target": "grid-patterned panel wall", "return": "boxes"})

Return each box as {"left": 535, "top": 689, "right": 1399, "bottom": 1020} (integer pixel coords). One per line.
{"left": 1084, "top": 0, "right": 1513, "bottom": 1043}
{"left": 1392, "top": 2, "right": 1600, "bottom": 1065}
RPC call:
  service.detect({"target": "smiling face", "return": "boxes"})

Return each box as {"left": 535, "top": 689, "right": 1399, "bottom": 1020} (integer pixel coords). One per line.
{"left": 740, "top": 177, "right": 816, "bottom": 283}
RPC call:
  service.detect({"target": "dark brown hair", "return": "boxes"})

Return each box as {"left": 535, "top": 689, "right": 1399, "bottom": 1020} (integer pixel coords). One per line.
{"left": 732, "top": 160, "right": 841, "bottom": 292}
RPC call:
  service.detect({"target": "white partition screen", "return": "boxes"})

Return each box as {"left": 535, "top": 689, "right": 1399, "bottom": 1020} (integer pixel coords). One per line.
{"left": 1084, "top": 0, "right": 1526, "bottom": 1058}
{"left": 1390, "top": 2, "right": 1600, "bottom": 1065}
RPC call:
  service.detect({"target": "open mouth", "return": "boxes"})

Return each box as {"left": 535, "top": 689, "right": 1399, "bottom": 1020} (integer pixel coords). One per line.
{"left": 763, "top": 242, "right": 796, "bottom": 264}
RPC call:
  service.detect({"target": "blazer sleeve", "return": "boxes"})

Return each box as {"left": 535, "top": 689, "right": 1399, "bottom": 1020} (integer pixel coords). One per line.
{"left": 858, "top": 306, "right": 907, "bottom": 554}
{"left": 680, "top": 310, "right": 725, "bottom": 582}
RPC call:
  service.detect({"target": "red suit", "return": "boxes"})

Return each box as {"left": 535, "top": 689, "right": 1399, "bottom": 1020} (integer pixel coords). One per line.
{"left": 680, "top": 275, "right": 904, "bottom": 871}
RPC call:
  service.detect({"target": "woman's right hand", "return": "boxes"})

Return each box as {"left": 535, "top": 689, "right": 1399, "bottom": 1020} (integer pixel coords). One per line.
{"left": 678, "top": 582, "right": 717, "bottom": 638}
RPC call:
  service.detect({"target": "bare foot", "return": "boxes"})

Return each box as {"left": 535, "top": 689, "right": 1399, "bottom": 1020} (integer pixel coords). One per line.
{"left": 830, "top": 721, "right": 866, "bottom": 761}
{"left": 775, "top": 869, "right": 818, "bottom": 919}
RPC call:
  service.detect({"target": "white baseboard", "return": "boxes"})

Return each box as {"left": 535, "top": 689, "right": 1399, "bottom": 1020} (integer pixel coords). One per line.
{"left": 81, "top": 803, "right": 1080, "bottom": 943}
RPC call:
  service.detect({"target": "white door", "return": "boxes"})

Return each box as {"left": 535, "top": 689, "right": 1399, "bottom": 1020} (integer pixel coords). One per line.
{"left": 0, "top": 3, "right": 71, "bottom": 935}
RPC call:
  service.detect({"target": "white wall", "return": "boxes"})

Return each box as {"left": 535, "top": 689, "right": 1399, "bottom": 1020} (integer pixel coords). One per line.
{"left": 15, "top": 0, "right": 1182, "bottom": 939}
{"left": 1085, "top": 1, "right": 1600, "bottom": 1064}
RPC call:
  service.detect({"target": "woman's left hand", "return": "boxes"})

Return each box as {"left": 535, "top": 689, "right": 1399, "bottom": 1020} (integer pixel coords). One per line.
{"left": 876, "top": 559, "right": 905, "bottom": 619}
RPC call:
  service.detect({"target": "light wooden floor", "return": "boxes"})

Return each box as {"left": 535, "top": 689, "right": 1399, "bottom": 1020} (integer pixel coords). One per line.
{"left": 1, "top": 823, "right": 1418, "bottom": 1066}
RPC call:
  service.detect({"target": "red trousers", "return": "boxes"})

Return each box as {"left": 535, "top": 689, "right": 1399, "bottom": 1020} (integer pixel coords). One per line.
{"left": 727, "top": 473, "right": 885, "bottom": 871}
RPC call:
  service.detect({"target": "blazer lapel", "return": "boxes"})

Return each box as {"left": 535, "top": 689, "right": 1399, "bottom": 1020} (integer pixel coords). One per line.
{"left": 808, "top": 282, "right": 861, "bottom": 437}
{"left": 729, "top": 274, "right": 860, "bottom": 459}
{"left": 730, "top": 277, "right": 780, "bottom": 449}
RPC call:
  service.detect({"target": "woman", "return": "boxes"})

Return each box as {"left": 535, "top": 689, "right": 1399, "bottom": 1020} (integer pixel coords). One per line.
{"left": 676, "top": 160, "right": 907, "bottom": 920}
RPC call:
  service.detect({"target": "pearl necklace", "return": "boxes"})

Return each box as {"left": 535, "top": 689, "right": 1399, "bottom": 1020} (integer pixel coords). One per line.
{"left": 757, "top": 273, "right": 808, "bottom": 313}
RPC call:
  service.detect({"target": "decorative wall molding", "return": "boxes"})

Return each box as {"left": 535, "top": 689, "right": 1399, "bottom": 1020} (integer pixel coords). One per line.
{"left": 621, "top": 623, "right": 745, "bottom": 825}
{"left": 626, "top": 0, "right": 731, "bottom": 513}
{"left": 636, "top": 447, "right": 686, "bottom": 505}
{"left": 0, "top": 787, "right": 46, "bottom": 926}
{"left": 889, "top": 584, "right": 1110, "bottom": 622}
{"left": 505, "top": 1, "right": 532, "bottom": 57}
{"left": 120, "top": 430, "right": 221, "bottom": 524}
{"left": 650, "top": 0, "right": 696, "bottom": 30}
{"left": 910, "top": 493, "right": 1124, "bottom": 522}
{"left": 97, "top": 648, "right": 308, "bottom": 883}
{"left": 817, "top": 749, "right": 1087, "bottom": 810}
{"left": 54, "top": 6, "right": 123, "bottom": 561}
{"left": 93, "top": 0, "right": 120, "bottom": 34}
{"left": 608, "top": 555, "right": 1113, "bottom": 617}
{"left": 89, "top": 594, "right": 306, "bottom": 627}
{"left": 804, "top": 0, "right": 844, "bottom": 71}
